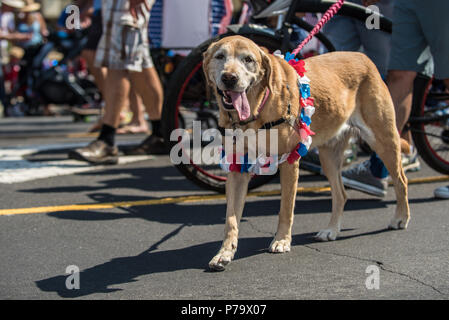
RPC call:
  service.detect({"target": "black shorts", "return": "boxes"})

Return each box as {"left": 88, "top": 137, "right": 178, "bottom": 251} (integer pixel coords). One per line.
{"left": 84, "top": 11, "right": 103, "bottom": 51}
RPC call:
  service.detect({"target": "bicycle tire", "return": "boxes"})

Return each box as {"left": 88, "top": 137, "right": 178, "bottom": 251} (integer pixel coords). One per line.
{"left": 410, "top": 74, "right": 449, "bottom": 175}
{"left": 163, "top": 28, "right": 335, "bottom": 193}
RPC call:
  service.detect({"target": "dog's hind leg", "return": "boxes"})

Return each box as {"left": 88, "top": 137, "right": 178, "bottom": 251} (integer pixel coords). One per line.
{"left": 209, "top": 172, "right": 251, "bottom": 271}
{"left": 370, "top": 133, "right": 410, "bottom": 229}
{"left": 315, "top": 134, "right": 350, "bottom": 241}
{"left": 359, "top": 88, "right": 410, "bottom": 229}
{"left": 269, "top": 161, "right": 299, "bottom": 253}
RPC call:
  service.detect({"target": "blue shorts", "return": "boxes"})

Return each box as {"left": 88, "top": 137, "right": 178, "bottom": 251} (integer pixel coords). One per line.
{"left": 322, "top": 0, "right": 393, "bottom": 77}
{"left": 389, "top": 0, "right": 449, "bottom": 79}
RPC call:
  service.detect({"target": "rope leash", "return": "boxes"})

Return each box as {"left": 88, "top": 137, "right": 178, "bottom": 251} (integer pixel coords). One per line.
{"left": 291, "top": 0, "right": 345, "bottom": 57}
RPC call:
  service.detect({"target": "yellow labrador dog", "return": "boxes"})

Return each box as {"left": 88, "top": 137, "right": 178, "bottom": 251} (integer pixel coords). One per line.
{"left": 203, "top": 35, "right": 410, "bottom": 271}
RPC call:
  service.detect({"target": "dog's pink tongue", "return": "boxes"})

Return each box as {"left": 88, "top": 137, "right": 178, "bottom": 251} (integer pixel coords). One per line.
{"left": 228, "top": 91, "right": 250, "bottom": 121}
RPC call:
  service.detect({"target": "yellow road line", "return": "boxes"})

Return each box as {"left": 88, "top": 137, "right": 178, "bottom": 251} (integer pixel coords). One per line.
{"left": 1, "top": 175, "right": 448, "bottom": 216}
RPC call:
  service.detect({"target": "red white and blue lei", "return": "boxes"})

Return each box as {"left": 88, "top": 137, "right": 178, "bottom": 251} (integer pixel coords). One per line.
{"left": 219, "top": 51, "right": 315, "bottom": 175}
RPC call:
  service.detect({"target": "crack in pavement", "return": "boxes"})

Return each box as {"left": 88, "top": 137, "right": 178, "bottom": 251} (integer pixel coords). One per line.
{"left": 242, "top": 218, "right": 274, "bottom": 236}
{"left": 303, "top": 244, "right": 447, "bottom": 297}
{"left": 232, "top": 218, "right": 446, "bottom": 297}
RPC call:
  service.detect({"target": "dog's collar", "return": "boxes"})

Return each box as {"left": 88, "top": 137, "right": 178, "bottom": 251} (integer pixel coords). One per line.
{"left": 253, "top": 84, "right": 292, "bottom": 130}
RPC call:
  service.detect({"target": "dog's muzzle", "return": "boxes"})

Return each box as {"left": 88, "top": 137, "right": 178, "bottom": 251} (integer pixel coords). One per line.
{"left": 221, "top": 72, "right": 239, "bottom": 90}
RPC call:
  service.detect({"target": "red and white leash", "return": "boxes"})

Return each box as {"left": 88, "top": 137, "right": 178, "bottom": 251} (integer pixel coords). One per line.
{"left": 291, "top": 0, "right": 345, "bottom": 57}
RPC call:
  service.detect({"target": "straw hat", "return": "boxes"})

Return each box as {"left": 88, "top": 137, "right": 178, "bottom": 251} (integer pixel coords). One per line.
{"left": 21, "top": 0, "right": 40, "bottom": 12}
{"left": 2, "top": 0, "right": 25, "bottom": 9}
{"left": 9, "top": 46, "right": 25, "bottom": 60}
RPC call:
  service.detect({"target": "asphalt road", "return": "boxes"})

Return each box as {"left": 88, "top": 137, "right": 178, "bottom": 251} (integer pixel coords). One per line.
{"left": 1, "top": 116, "right": 448, "bottom": 300}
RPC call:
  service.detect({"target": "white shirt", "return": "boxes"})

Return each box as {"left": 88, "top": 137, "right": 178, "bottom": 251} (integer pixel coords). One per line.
{"left": 0, "top": 10, "right": 15, "bottom": 63}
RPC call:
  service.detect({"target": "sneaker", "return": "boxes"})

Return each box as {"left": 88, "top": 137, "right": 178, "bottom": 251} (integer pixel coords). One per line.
{"left": 402, "top": 147, "right": 420, "bottom": 172}
{"left": 300, "top": 144, "right": 357, "bottom": 174}
{"left": 122, "top": 134, "right": 168, "bottom": 155}
{"left": 68, "top": 140, "right": 119, "bottom": 165}
{"left": 434, "top": 185, "right": 449, "bottom": 199}
{"left": 341, "top": 160, "right": 388, "bottom": 197}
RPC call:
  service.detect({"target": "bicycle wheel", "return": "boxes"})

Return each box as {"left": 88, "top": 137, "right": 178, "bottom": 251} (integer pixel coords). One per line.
{"left": 163, "top": 29, "right": 334, "bottom": 193}
{"left": 410, "top": 74, "right": 449, "bottom": 175}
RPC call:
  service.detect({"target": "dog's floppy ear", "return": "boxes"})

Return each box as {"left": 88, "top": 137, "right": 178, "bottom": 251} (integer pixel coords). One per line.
{"left": 203, "top": 41, "right": 220, "bottom": 87}
{"left": 259, "top": 47, "right": 275, "bottom": 94}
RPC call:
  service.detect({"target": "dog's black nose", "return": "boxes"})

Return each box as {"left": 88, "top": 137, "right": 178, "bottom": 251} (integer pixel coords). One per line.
{"left": 221, "top": 73, "right": 238, "bottom": 89}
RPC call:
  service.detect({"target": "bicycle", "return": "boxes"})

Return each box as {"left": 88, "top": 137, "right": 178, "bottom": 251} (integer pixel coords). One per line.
{"left": 409, "top": 75, "right": 449, "bottom": 175}
{"left": 3, "top": 29, "right": 102, "bottom": 118}
{"left": 162, "top": 0, "right": 449, "bottom": 193}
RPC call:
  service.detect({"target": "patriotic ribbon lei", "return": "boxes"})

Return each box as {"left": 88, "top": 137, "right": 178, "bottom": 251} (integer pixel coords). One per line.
{"left": 219, "top": 51, "right": 316, "bottom": 175}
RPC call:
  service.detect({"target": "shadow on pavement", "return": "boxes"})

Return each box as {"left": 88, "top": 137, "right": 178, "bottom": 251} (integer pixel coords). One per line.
{"left": 18, "top": 165, "right": 203, "bottom": 194}
{"left": 43, "top": 195, "right": 392, "bottom": 226}
{"left": 35, "top": 224, "right": 397, "bottom": 298}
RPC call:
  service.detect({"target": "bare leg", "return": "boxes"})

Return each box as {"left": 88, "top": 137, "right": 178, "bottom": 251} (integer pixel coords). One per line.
{"left": 82, "top": 49, "right": 107, "bottom": 132}
{"left": 386, "top": 70, "right": 417, "bottom": 143}
{"left": 129, "top": 67, "right": 163, "bottom": 121}
{"left": 128, "top": 88, "right": 147, "bottom": 125}
{"left": 102, "top": 69, "right": 131, "bottom": 128}
{"left": 81, "top": 49, "right": 107, "bottom": 94}
{"left": 117, "top": 88, "right": 149, "bottom": 133}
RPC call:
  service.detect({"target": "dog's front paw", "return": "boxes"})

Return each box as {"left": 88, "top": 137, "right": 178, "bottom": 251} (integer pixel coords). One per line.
{"left": 315, "top": 228, "right": 338, "bottom": 241}
{"left": 208, "top": 248, "right": 235, "bottom": 271}
{"left": 269, "top": 239, "right": 291, "bottom": 253}
{"left": 388, "top": 217, "right": 409, "bottom": 230}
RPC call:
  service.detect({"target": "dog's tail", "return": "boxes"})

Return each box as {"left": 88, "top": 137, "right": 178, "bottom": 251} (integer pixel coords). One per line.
{"left": 400, "top": 138, "right": 411, "bottom": 155}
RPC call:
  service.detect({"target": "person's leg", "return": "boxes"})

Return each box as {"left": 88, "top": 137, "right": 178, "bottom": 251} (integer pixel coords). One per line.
{"left": 82, "top": 10, "right": 107, "bottom": 132}
{"left": 117, "top": 87, "right": 149, "bottom": 133}
{"left": 122, "top": 67, "right": 166, "bottom": 154}
{"left": 101, "top": 69, "right": 131, "bottom": 130}
{"left": 82, "top": 10, "right": 106, "bottom": 93}
{"left": 129, "top": 67, "right": 163, "bottom": 135}
{"left": 67, "top": 69, "right": 129, "bottom": 164}
{"left": 340, "top": 0, "right": 426, "bottom": 195}
{"left": 386, "top": 70, "right": 417, "bottom": 142}
{"left": 82, "top": 49, "right": 108, "bottom": 132}
{"left": 81, "top": 49, "right": 107, "bottom": 94}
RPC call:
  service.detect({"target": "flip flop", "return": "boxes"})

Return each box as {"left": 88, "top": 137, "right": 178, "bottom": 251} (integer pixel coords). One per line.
{"left": 117, "top": 124, "right": 150, "bottom": 134}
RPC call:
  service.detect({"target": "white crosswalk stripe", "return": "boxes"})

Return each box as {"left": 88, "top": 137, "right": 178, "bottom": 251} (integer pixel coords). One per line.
{"left": 0, "top": 143, "right": 153, "bottom": 184}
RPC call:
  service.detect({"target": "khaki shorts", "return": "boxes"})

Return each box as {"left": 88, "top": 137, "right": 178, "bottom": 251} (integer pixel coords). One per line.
{"left": 95, "top": 0, "right": 154, "bottom": 72}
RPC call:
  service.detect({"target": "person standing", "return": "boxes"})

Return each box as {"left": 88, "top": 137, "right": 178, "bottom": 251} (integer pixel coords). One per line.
{"left": 68, "top": 0, "right": 165, "bottom": 164}
{"left": 0, "top": 0, "right": 31, "bottom": 111}
{"left": 340, "top": 0, "right": 449, "bottom": 199}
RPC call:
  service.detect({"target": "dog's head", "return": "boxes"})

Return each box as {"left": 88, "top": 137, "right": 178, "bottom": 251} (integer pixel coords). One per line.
{"left": 203, "top": 36, "right": 273, "bottom": 122}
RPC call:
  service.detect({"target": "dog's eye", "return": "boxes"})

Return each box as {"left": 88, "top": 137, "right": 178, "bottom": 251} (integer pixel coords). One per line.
{"left": 244, "top": 56, "right": 254, "bottom": 63}
{"left": 215, "top": 53, "right": 225, "bottom": 60}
